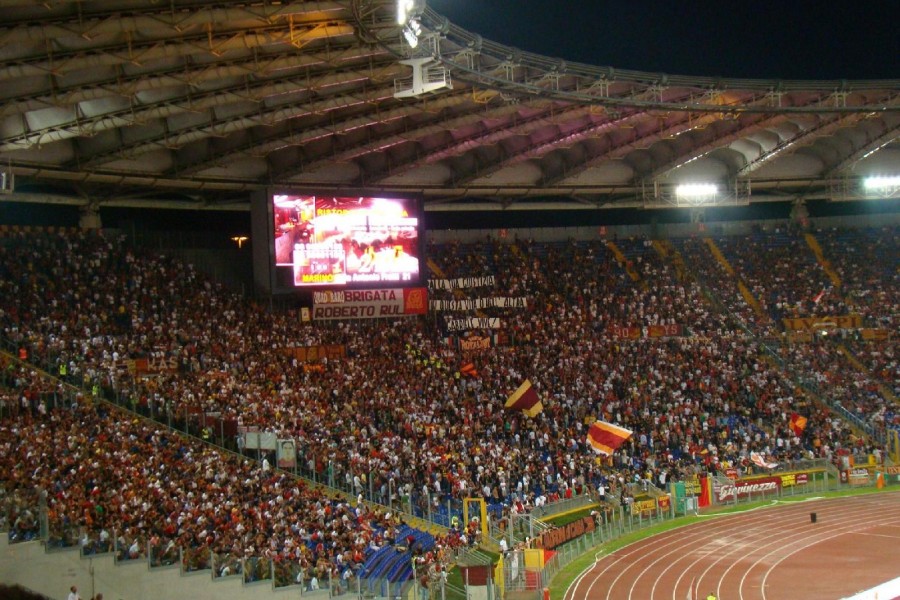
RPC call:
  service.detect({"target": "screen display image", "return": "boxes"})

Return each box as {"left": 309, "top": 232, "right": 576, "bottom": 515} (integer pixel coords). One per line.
{"left": 272, "top": 194, "right": 421, "bottom": 287}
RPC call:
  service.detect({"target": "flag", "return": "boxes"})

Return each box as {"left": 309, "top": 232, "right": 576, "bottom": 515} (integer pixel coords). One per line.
{"left": 750, "top": 451, "right": 778, "bottom": 470}
{"left": 789, "top": 412, "right": 807, "bottom": 436}
{"left": 812, "top": 288, "right": 827, "bottom": 304}
{"left": 504, "top": 380, "right": 543, "bottom": 417}
{"left": 459, "top": 362, "right": 478, "bottom": 378}
{"left": 587, "top": 420, "right": 633, "bottom": 455}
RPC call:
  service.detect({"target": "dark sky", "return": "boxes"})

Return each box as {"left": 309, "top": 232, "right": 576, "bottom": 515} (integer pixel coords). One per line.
{"left": 426, "top": 0, "right": 899, "bottom": 80}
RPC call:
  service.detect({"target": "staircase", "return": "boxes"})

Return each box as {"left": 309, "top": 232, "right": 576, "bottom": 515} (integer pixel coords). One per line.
{"left": 702, "top": 238, "right": 765, "bottom": 318}
{"left": 703, "top": 237, "right": 735, "bottom": 276}
{"left": 803, "top": 233, "right": 842, "bottom": 287}
{"left": 837, "top": 344, "right": 897, "bottom": 404}
{"left": 605, "top": 241, "right": 641, "bottom": 282}
{"left": 426, "top": 258, "right": 446, "bottom": 279}
{"left": 652, "top": 239, "right": 687, "bottom": 281}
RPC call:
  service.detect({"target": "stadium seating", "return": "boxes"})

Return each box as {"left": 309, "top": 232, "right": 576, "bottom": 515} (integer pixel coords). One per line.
{"left": 0, "top": 225, "right": 896, "bottom": 595}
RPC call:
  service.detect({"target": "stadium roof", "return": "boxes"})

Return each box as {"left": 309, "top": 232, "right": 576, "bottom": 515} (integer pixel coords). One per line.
{"left": 0, "top": 0, "right": 898, "bottom": 213}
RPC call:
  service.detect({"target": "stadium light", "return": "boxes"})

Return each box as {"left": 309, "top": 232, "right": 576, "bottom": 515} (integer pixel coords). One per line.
{"left": 675, "top": 183, "right": 718, "bottom": 199}
{"left": 863, "top": 176, "right": 900, "bottom": 191}
{"left": 402, "top": 18, "right": 422, "bottom": 48}
{"left": 397, "top": 0, "right": 417, "bottom": 25}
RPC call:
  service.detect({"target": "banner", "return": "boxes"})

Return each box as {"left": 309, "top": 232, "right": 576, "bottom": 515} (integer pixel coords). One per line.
{"left": 131, "top": 356, "right": 179, "bottom": 375}
{"left": 630, "top": 498, "right": 657, "bottom": 517}
{"left": 445, "top": 317, "right": 502, "bottom": 332}
{"left": 684, "top": 474, "right": 703, "bottom": 496}
{"left": 848, "top": 468, "right": 870, "bottom": 486}
{"left": 782, "top": 314, "right": 863, "bottom": 331}
{"left": 609, "top": 324, "right": 683, "bottom": 339}
{"left": 779, "top": 472, "right": 810, "bottom": 487}
{"left": 312, "top": 288, "right": 427, "bottom": 320}
{"left": 276, "top": 439, "right": 297, "bottom": 469}
{"left": 242, "top": 430, "right": 277, "bottom": 450}
{"left": 534, "top": 516, "right": 595, "bottom": 550}
{"left": 714, "top": 476, "right": 781, "bottom": 502}
{"left": 459, "top": 334, "right": 496, "bottom": 352}
{"left": 609, "top": 326, "right": 641, "bottom": 340}
{"left": 428, "top": 276, "right": 496, "bottom": 290}
{"left": 131, "top": 346, "right": 181, "bottom": 375}
{"left": 281, "top": 345, "right": 346, "bottom": 362}
{"left": 698, "top": 475, "right": 711, "bottom": 508}
{"left": 446, "top": 332, "right": 509, "bottom": 351}
{"left": 861, "top": 329, "right": 889, "bottom": 341}
{"left": 786, "top": 331, "right": 814, "bottom": 343}
{"left": 430, "top": 297, "right": 528, "bottom": 311}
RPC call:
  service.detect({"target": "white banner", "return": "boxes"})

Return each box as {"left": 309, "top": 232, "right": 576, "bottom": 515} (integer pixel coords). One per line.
{"left": 445, "top": 317, "right": 503, "bottom": 332}
{"left": 430, "top": 297, "right": 528, "bottom": 311}
{"left": 243, "top": 431, "right": 277, "bottom": 450}
{"left": 428, "top": 276, "right": 496, "bottom": 290}
{"left": 312, "top": 288, "right": 428, "bottom": 320}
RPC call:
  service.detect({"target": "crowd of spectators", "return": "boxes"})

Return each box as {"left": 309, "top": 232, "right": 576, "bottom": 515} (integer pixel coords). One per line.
{"left": 712, "top": 227, "right": 843, "bottom": 322}
{"left": 816, "top": 227, "right": 898, "bottom": 330}
{"left": 0, "top": 224, "right": 895, "bottom": 592}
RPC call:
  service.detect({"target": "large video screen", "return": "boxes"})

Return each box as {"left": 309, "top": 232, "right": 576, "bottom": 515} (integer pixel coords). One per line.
{"left": 272, "top": 193, "right": 421, "bottom": 287}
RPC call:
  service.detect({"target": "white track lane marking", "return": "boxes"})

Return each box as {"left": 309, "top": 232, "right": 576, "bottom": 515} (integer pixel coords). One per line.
{"left": 564, "top": 492, "right": 900, "bottom": 600}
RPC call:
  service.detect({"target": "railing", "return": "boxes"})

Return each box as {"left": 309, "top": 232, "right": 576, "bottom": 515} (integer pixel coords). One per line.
{"left": 528, "top": 492, "right": 598, "bottom": 520}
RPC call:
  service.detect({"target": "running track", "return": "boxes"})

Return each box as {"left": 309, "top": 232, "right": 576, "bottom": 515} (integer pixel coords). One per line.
{"left": 565, "top": 492, "right": 900, "bottom": 600}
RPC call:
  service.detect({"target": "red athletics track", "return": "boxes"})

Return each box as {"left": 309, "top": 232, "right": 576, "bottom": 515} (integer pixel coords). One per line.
{"left": 564, "top": 491, "right": 900, "bottom": 600}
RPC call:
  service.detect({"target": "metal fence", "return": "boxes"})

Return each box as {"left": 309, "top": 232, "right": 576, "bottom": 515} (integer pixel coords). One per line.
{"left": 2, "top": 336, "right": 897, "bottom": 600}
{"left": 495, "top": 465, "right": 897, "bottom": 600}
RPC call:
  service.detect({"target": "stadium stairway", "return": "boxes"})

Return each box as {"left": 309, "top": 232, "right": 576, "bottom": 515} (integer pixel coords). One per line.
{"left": 652, "top": 239, "right": 688, "bottom": 281}
{"left": 702, "top": 237, "right": 765, "bottom": 318}
{"left": 836, "top": 344, "right": 897, "bottom": 404}
{"left": 604, "top": 241, "right": 641, "bottom": 282}
{"left": 426, "top": 257, "right": 447, "bottom": 279}
{"left": 803, "top": 232, "right": 843, "bottom": 287}
{"left": 702, "top": 237, "right": 735, "bottom": 277}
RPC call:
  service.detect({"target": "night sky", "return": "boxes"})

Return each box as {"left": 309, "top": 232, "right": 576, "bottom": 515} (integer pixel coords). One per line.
{"left": 426, "top": 0, "right": 899, "bottom": 80}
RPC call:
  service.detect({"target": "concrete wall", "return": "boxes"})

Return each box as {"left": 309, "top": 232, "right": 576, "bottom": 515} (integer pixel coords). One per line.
{"left": 0, "top": 536, "right": 298, "bottom": 600}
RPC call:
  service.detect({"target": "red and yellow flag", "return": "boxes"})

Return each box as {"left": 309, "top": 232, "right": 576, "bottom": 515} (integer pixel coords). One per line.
{"left": 504, "top": 380, "right": 543, "bottom": 418}
{"left": 459, "top": 362, "right": 478, "bottom": 378}
{"left": 789, "top": 413, "right": 808, "bottom": 436}
{"left": 587, "top": 420, "right": 633, "bottom": 455}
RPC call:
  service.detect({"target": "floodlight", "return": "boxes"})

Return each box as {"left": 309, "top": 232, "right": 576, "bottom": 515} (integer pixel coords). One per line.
{"left": 675, "top": 183, "right": 718, "bottom": 198}
{"left": 863, "top": 176, "right": 900, "bottom": 191}
{"left": 402, "top": 21, "right": 420, "bottom": 48}
{"left": 403, "top": 29, "right": 417, "bottom": 48}
{"left": 397, "top": 0, "right": 415, "bottom": 25}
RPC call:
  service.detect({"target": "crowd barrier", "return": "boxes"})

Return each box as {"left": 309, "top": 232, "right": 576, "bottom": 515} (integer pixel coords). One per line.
{"left": 488, "top": 463, "right": 896, "bottom": 600}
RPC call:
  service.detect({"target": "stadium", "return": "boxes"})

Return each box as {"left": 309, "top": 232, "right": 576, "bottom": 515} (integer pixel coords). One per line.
{"left": 0, "top": 1, "right": 897, "bottom": 600}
